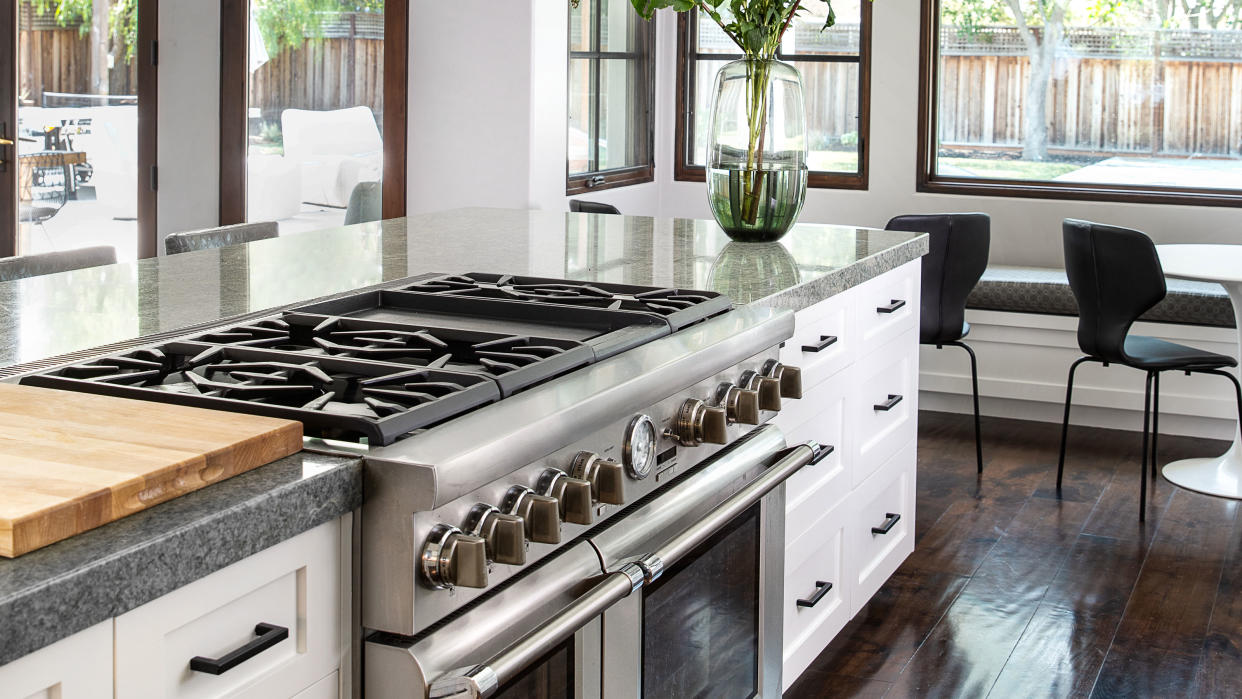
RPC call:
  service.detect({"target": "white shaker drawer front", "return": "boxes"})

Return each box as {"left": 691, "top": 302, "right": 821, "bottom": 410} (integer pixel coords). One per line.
{"left": 778, "top": 372, "right": 850, "bottom": 543}
{"left": 115, "top": 520, "right": 342, "bottom": 699}
{"left": 782, "top": 502, "right": 850, "bottom": 691}
{"left": 854, "top": 261, "right": 919, "bottom": 349}
{"left": 849, "top": 328, "right": 918, "bottom": 487}
{"left": 0, "top": 620, "right": 112, "bottom": 699}
{"left": 781, "top": 290, "right": 854, "bottom": 392}
{"left": 292, "top": 671, "right": 339, "bottom": 698}
{"left": 847, "top": 441, "right": 916, "bottom": 614}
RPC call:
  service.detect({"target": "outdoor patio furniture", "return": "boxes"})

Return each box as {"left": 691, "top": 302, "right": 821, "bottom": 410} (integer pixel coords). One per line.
{"left": 165, "top": 221, "right": 279, "bottom": 255}
{"left": 0, "top": 245, "right": 116, "bottom": 282}
{"left": 281, "top": 106, "right": 382, "bottom": 208}
{"left": 247, "top": 154, "right": 302, "bottom": 222}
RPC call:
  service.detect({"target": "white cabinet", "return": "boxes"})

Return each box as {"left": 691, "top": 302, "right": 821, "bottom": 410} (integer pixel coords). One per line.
{"left": 115, "top": 520, "right": 343, "bottom": 699}
{"left": 780, "top": 261, "right": 920, "bottom": 685}
{"left": 0, "top": 620, "right": 112, "bottom": 699}
{"left": 0, "top": 517, "right": 349, "bottom": 699}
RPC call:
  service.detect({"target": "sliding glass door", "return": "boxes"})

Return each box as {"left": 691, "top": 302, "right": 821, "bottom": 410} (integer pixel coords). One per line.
{"left": 0, "top": 0, "right": 156, "bottom": 261}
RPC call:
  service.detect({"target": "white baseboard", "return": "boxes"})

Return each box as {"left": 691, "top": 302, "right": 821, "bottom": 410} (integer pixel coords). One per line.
{"left": 918, "top": 309, "right": 1240, "bottom": 441}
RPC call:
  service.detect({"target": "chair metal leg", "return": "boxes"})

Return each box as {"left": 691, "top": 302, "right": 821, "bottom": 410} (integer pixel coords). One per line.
{"left": 1151, "top": 372, "right": 1160, "bottom": 479}
{"left": 1058, "top": 357, "right": 1094, "bottom": 492}
{"left": 1140, "top": 371, "right": 1154, "bottom": 522}
{"left": 945, "top": 341, "right": 984, "bottom": 474}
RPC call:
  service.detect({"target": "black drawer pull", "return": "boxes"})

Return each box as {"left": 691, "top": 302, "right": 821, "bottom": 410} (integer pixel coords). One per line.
{"left": 876, "top": 299, "right": 906, "bottom": 314}
{"left": 873, "top": 394, "right": 903, "bottom": 411}
{"left": 189, "top": 622, "right": 289, "bottom": 675}
{"left": 871, "top": 513, "right": 901, "bottom": 535}
{"left": 796, "top": 580, "right": 834, "bottom": 608}
{"left": 810, "top": 443, "right": 835, "bottom": 465}
{"left": 802, "top": 335, "right": 839, "bottom": 353}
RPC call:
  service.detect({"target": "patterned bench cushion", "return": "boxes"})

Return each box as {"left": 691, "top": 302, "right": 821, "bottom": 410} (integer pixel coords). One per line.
{"left": 967, "top": 265, "right": 1235, "bottom": 329}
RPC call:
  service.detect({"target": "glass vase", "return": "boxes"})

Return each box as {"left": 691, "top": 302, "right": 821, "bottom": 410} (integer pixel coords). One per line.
{"left": 706, "top": 58, "right": 808, "bottom": 242}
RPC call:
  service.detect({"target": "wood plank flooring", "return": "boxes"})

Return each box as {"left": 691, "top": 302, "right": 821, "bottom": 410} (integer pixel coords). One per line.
{"left": 786, "top": 411, "right": 1242, "bottom": 699}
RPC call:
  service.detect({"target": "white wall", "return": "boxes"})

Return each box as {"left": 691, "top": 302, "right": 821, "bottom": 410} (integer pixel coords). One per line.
{"left": 157, "top": 0, "right": 220, "bottom": 247}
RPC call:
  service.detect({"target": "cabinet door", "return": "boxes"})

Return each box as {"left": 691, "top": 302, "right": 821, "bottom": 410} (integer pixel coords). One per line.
{"left": 0, "top": 620, "right": 111, "bottom": 699}
{"left": 115, "top": 520, "right": 342, "bottom": 699}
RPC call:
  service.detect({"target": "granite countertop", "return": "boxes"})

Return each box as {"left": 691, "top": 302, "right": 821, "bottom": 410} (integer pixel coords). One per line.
{"left": 0, "top": 208, "right": 926, "bottom": 665}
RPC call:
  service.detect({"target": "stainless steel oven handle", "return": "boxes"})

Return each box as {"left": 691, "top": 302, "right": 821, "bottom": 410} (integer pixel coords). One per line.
{"left": 428, "top": 438, "right": 829, "bottom": 699}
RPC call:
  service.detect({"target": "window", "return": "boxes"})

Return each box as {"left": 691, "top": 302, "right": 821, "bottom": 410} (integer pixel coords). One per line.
{"left": 567, "top": 0, "right": 655, "bottom": 194}
{"left": 676, "top": 1, "right": 872, "bottom": 189}
{"left": 919, "top": 0, "right": 1242, "bottom": 206}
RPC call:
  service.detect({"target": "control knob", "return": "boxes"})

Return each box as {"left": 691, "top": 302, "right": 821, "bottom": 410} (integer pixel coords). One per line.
{"left": 739, "top": 370, "right": 782, "bottom": 411}
{"left": 671, "top": 398, "right": 729, "bottom": 447}
{"left": 569, "top": 451, "right": 626, "bottom": 505}
{"left": 463, "top": 503, "right": 526, "bottom": 566}
{"left": 421, "top": 524, "right": 488, "bottom": 590}
{"left": 538, "top": 469, "right": 595, "bottom": 525}
{"left": 715, "top": 383, "right": 761, "bottom": 425}
{"left": 763, "top": 359, "right": 803, "bottom": 399}
{"left": 502, "top": 486, "right": 561, "bottom": 545}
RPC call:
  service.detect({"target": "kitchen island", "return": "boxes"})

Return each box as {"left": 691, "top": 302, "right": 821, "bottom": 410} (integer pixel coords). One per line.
{"left": 0, "top": 208, "right": 927, "bottom": 687}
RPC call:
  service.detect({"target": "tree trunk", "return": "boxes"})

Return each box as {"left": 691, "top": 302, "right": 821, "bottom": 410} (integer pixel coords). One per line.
{"left": 90, "top": 0, "right": 110, "bottom": 95}
{"left": 1022, "top": 34, "right": 1056, "bottom": 161}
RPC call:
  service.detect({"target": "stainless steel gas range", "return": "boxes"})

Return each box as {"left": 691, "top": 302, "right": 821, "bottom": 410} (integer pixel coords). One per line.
{"left": 19, "top": 272, "right": 824, "bottom": 698}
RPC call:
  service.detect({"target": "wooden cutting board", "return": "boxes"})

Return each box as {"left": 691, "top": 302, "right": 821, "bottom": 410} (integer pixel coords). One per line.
{"left": 0, "top": 383, "right": 303, "bottom": 558}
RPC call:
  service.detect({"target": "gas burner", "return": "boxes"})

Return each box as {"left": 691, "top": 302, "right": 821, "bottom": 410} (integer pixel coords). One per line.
{"left": 402, "top": 273, "right": 730, "bottom": 326}
{"left": 190, "top": 319, "right": 291, "bottom": 347}
{"left": 23, "top": 343, "right": 501, "bottom": 445}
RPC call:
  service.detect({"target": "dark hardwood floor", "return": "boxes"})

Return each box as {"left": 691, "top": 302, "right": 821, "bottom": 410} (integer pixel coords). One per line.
{"left": 786, "top": 410, "right": 1242, "bottom": 699}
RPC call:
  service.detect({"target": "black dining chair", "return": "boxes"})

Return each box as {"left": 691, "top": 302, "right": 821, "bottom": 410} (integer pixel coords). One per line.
{"left": 886, "top": 213, "right": 991, "bottom": 473}
{"left": 569, "top": 200, "right": 620, "bottom": 215}
{"left": 165, "top": 221, "right": 279, "bottom": 255}
{"left": 1058, "top": 219, "right": 1242, "bottom": 520}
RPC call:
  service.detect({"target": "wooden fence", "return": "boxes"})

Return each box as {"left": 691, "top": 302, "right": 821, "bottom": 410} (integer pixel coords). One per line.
{"left": 18, "top": 28, "right": 137, "bottom": 104}
{"left": 249, "top": 37, "right": 384, "bottom": 131}
{"left": 937, "top": 54, "right": 1242, "bottom": 157}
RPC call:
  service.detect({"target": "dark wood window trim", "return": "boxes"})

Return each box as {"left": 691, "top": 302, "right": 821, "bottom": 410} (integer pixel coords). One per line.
{"left": 675, "top": 6, "right": 871, "bottom": 191}
{"left": 0, "top": 1, "right": 16, "bottom": 258}
{"left": 219, "top": 1, "right": 408, "bottom": 225}
{"left": 916, "top": 0, "right": 1242, "bottom": 208}
{"left": 566, "top": 2, "right": 655, "bottom": 196}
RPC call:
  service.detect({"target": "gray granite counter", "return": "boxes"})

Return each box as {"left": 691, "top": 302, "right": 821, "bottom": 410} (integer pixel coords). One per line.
{"left": 0, "top": 208, "right": 927, "bottom": 374}
{"left": 0, "top": 208, "right": 926, "bottom": 665}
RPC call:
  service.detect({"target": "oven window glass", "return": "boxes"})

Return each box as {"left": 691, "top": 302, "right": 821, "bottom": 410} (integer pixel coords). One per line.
{"left": 641, "top": 504, "right": 761, "bottom": 698}
{"left": 494, "top": 641, "right": 574, "bottom": 699}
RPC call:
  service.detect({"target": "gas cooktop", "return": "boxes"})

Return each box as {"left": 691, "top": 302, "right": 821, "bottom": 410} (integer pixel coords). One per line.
{"left": 21, "top": 274, "right": 731, "bottom": 445}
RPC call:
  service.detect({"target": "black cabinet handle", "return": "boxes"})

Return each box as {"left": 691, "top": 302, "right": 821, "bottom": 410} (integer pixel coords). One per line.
{"left": 796, "top": 580, "right": 834, "bottom": 608}
{"left": 873, "top": 394, "right": 903, "bottom": 411}
{"left": 871, "top": 512, "right": 901, "bottom": 535}
{"left": 810, "top": 443, "right": 835, "bottom": 465}
{"left": 189, "top": 623, "right": 289, "bottom": 675}
{"left": 876, "top": 299, "right": 906, "bottom": 314}
{"left": 802, "top": 335, "right": 838, "bottom": 353}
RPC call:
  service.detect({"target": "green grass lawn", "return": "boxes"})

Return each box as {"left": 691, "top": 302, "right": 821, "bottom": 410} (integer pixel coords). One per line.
{"left": 808, "top": 150, "right": 860, "bottom": 173}
{"left": 938, "top": 157, "right": 1084, "bottom": 180}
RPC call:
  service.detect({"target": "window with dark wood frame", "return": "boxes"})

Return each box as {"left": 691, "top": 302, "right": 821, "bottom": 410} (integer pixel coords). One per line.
{"left": 917, "top": 0, "right": 1242, "bottom": 208}
{"left": 675, "top": 4, "right": 871, "bottom": 190}
{"left": 566, "top": 0, "right": 655, "bottom": 195}
{"left": 219, "top": 0, "right": 407, "bottom": 225}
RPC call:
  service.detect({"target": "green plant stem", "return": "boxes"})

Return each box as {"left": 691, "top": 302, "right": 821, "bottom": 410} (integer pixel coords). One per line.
{"left": 741, "top": 58, "right": 773, "bottom": 225}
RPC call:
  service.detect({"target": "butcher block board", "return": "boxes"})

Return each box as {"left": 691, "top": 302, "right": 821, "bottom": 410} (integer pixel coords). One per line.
{"left": 0, "top": 383, "right": 303, "bottom": 558}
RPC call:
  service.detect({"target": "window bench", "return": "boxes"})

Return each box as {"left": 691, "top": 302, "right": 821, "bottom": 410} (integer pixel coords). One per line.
{"left": 919, "top": 265, "right": 1239, "bottom": 442}
{"left": 966, "top": 265, "right": 1235, "bottom": 328}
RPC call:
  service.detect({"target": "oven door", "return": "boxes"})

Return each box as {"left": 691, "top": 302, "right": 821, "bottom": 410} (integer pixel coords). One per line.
{"left": 369, "top": 425, "right": 829, "bottom": 699}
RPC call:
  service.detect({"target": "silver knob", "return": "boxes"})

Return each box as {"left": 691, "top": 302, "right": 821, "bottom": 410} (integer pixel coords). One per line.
{"left": 503, "top": 486, "right": 561, "bottom": 545}
{"left": 673, "top": 398, "right": 728, "bottom": 447}
{"left": 740, "top": 370, "right": 782, "bottom": 411}
{"left": 763, "top": 359, "right": 803, "bottom": 399}
{"left": 538, "top": 469, "right": 594, "bottom": 525}
{"left": 421, "top": 524, "right": 488, "bottom": 590}
{"left": 464, "top": 503, "right": 526, "bottom": 566}
{"left": 569, "top": 451, "right": 626, "bottom": 505}
{"left": 715, "top": 382, "right": 761, "bottom": 425}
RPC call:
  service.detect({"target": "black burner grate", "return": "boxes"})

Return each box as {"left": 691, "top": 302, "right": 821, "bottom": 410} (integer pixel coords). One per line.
{"left": 401, "top": 273, "right": 732, "bottom": 329}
